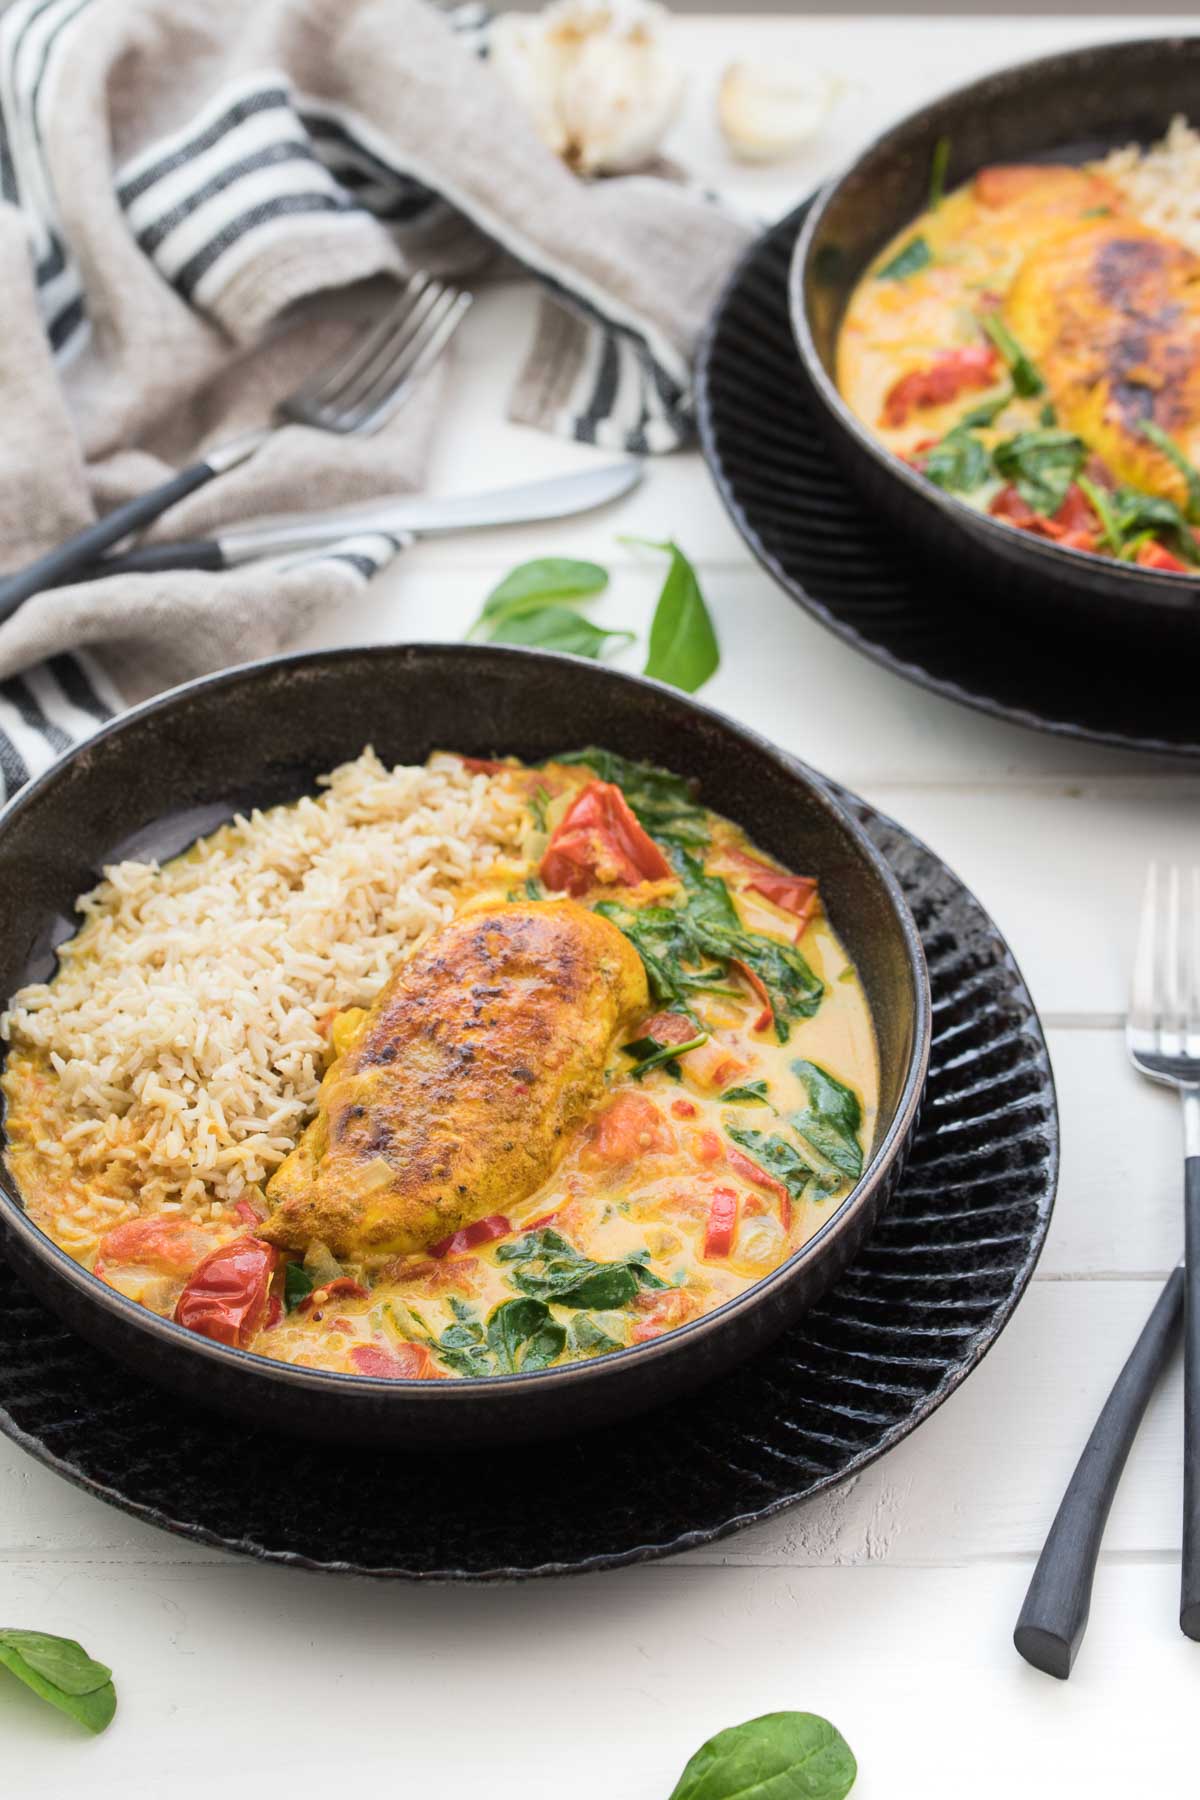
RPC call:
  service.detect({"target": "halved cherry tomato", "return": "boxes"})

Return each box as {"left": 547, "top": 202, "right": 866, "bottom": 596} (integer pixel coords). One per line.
{"left": 1135, "top": 539, "right": 1191, "bottom": 573}
{"left": 94, "top": 1216, "right": 215, "bottom": 1281}
{"left": 173, "top": 1237, "right": 279, "bottom": 1348}
{"left": 350, "top": 1343, "right": 443, "bottom": 1380}
{"left": 882, "top": 345, "right": 998, "bottom": 428}
{"left": 703, "top": 1187, "right": 739, "bottom": 1258}
{"left": 540, "top": 781, "right": 670, "bottom": 896}
{"left": 588, "top": 1092, "right": 676, "bottom": 1162}
{"left": 431, "top": 1214, "right": 513, "bottom": 1258}
{"left": 728, "top": 849, "right": 820, "bottom": 936}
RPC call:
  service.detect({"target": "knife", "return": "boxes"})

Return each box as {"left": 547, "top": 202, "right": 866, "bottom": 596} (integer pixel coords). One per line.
{"left": 59, "top": 461, "right": 644, "bottom": 585}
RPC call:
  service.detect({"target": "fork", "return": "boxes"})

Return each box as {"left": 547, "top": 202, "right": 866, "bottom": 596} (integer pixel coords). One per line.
{"left": 0, "top": 271, "right": 472, "bottom": 625}
{"left": 1015, "top": 862, "right": 1197, "bottom": 1678}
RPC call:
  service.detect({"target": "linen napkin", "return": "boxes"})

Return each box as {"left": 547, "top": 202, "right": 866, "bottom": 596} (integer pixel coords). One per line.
{"left": 0, "top": 0, "right": 750, "bottom": 801}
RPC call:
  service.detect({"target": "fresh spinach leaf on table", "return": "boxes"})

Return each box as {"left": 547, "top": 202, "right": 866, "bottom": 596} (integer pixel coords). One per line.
{"left": 791, "top": 1059, "right": 864, "bottom": 1181}
{"left": 632, "top": 538, "right": 720, "bottom": 694}
{"left": 0, "top": 1629, "right": 116, "bottom": 1735}
{"left": 485, "top": 604, "right": 634, "bottom": 659}
{"left": 667, "top": 1711, "right": 857, "bottom": 1800}
{"left": 471, "top": 558, "right": 609, "bottom": 630}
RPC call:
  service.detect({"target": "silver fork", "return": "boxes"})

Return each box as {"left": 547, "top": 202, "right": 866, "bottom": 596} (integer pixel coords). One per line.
{"left": 1015, "top": 862, "right": 1197, "bottom": 1678}
{"left": 0, "top": 272, "right": 473, "bottom": 625}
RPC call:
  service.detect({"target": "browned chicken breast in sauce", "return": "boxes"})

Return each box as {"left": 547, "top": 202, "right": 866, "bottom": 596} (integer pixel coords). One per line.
{"left": 261, "top": 900, "right": 649, "bottom": 1259}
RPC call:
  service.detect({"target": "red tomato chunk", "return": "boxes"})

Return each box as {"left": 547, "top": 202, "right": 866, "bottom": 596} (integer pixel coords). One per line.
{"left": 350, "top": 1343, "right": 443, "bottom": 1380}
{"left": 94, "top": 1215, "right": 215, "bottom": 1280}
{"left": 703, "top": 1187, "right": 739, "bottom": 1259}
{"left": 174, "top": 1237, "right": 279, "bottom": 1348}
{"left": 882, "top": 345, "right": 999, "bottom": 428}
{"left": 540, "top": 781, "right": 670, "bottom": 896}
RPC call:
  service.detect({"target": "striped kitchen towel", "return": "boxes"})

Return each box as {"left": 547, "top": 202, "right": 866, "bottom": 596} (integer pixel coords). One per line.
{"left": 0, "top": 0, "right": 749, "bottom": 802}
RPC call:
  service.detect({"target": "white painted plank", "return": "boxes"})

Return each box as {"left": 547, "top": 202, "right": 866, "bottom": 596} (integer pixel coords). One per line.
{"left": 0, "top": 1554, "right": 1187, "bottom": 1798}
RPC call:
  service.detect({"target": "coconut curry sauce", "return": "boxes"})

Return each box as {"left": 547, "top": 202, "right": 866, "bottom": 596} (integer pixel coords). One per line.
{"left": 13, "top": 750, "right": 879, "bottom": 1380}
{"left": 837, "top": 160, "right": 1200, "bottom": 572}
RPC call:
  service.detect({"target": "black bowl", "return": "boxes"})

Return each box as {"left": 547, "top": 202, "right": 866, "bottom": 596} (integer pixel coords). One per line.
{"left": 0, "top": 645, "right": 929, "bottom": 1447}
{"left": 789, "top": 35, "right": 1200, "bottom": 637}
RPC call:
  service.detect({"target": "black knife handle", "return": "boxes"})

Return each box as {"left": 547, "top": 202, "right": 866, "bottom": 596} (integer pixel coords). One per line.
{"left": 1182, "top": 1156, "right": 1200, "bottom": 1638}
{"left": 1014, "top": 1265, "right": 1184, "bottom": 1679}
{"left": 0, "top": 461, "right": 219, "bottom": 622}
{"left": 77, "top": 540, "right": 227, "bottom": 581}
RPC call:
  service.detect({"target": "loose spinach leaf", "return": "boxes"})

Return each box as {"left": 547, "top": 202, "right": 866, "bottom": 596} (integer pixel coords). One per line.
{"left": 1077, "top": 473, "right": 1123, "bottom": 554}
{"left": 623, "top": 1022, "right": 707, "bottom": 1080}
{"left": 922, "top": 426, "right": 991, "bottom": 494}
{"left": 0, "top": 1630, "right": 116, "bottom": 1735}
{"left": 284, "top": 1261, "right": 315, "bottom": 1312}
{"left": 722, "top": 1080, "right": 770, "bottom": 1105}
{"left": 928, "top": 135, "right": 950, "bottom": 209}
{"left": 594, "top": 901, "right": 696, "bottom": 1007}
{"left": 726, "top": 1126, "right": 817, "bottom": 1204}
{"left": 567, "top": 1313, "right": 624, "bottom": 1358}
{"left": 993, "top": 427, "right": 1086, "bottom": 515}
{"left": 633, "top": 539, "right": 720, "bottom": 694}
{"left": 1139, "top": 420, "right": 1200, "bottom": 523}
{"left": 667, "top": 1711, "right": 857, "bottom": 1800}
{"left": 552, "top": 748, "right": 709, "bottom": 847}
{"left": 876, "top": 235, "right": 932, "bottom": 282}
{"left": 486, "top": 1297, "right": 566, "bottom": 1373}
{"left": 957, "top": 386, "right": 1012, "bottom": 429}
{"left": 1039, "top": 400, "right": 1058, "bottom": 427}
{"left": 473, "top": 558, "right": 609, "bottom": 629}
{"left": 486, "top": 603, "right": 634, "bottom": 660}
{"left": 498, "top": 1228, "right": 666, "bottom": 1308}
{"left": 791, "top": 1059, "right": 864, "bottom": 1181}
{"left": 980, "top": 313, "right": 1044, "bottom": 397}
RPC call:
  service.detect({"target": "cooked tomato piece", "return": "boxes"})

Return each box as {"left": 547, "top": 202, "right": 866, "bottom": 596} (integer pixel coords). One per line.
{"left": 587, "top": 1092, "right": 676, "bottom": 1162}
{"left": 1135, "top": 539, "right": 1191, "bottom": 573}
{"left": 882, "top": 345, "right": 998, "bottom": 428}
{"left": 232, "top": 1196, "right": 265, "bottom": 1226}
{"left": 460, "top": 757, "right": 510, "bottom": 774}
{"left": 989, "top": 482, "right": 1098, "bottom": 552}
{"left": 642, "top": 1011, "right": 698, "bottom": 1047}
{"left": 350, "top": 1343, "right": 443, "bottom": 1380}
{"left": 972, "top": 164, "right": 1115, "bottom": 211}
{"left": 297, "top": 1275, "right": 370, "bottom": 1314}
{"left": 728, "top": 850, "right": 820, "bottom": 935}
{"left": 691, "top": 1127, "right": 724, "bottom": 1165}
{"left": 173, "top": 1236, "right": 279, "bottom": 1348}
{"left": 671, "top": 1097, "right": 698, "bottom": 1120}
{"left": 726, "top": 1145, "right": 792, "bottom": 1229}
{"left": 431, "top": 1214, "right": 512, "bottom": 1258}
{"left": 540, "top": 780, "right": 670, "bottom": 896}
{"left": 703, "top": 1187, "right": 739, "bottom": 1258}
{"left": 730, "top": 959, "right": 774, "bottom": 1033}
{"left": 630, "top": 1286, "right": 701, "bottom": 1342}
{"left": 94, "top": 1216, "right": 216, "bottom": 1281}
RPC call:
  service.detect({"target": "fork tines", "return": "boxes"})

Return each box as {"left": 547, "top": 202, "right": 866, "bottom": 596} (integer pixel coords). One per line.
{"left": 1130, "top": 862, "right": 1200, "bottom": 1050}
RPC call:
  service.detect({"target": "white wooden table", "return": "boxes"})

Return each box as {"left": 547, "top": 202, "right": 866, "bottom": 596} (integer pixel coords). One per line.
{"left": 3, "top": 15, "right": 1196, "bottom": 1793}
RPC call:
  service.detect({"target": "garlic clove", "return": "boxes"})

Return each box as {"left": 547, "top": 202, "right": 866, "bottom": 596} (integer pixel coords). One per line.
{"left": 718, "top": 62, "right": 843, "bottom": 165}
{"left": 490, "top": 14, "right": 573, "bottom": 161}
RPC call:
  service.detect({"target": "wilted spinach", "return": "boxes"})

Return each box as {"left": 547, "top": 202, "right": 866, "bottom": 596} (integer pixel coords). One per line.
{"left": 791, "top": 1059, "right": 864, "bottom": 1181}
{"left": 552, "top": 748, "right": 710, "bottom": 847}
{"left": 726, "top": 1125, "right": 819, "bottom": 1204}
{"left": 497, "top": 1227, "right": 666, "bottom": 1310}
{"left": 980, "top": 314, "right": 1044, "bottom": 397}
{"left": 992, "top": 428, "right": 1086, "bottom": 515}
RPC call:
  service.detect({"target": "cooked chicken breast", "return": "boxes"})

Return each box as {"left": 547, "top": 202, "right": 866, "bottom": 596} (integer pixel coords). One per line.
{"left": 1006, "top": 218, "right": 1200, "bottom": 505}
{"left": 262, "top": 901, "right": 649, "bottom": 1258}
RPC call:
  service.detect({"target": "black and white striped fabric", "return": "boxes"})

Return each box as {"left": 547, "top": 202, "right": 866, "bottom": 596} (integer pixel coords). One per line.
{"left": 0, "top": 652, "right": 117, "bottom": 799}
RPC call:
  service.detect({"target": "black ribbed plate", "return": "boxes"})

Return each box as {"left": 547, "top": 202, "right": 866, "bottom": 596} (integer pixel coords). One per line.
{"left": 697, "top": 199, "right": 1200, "bottom": 760}
{"left": 0, "top": 790, "right": 1056, "bottom": 1578}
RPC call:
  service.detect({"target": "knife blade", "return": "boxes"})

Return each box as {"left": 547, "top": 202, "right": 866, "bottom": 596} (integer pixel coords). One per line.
{"left": 75, "top": 461, "right": 645, "bottom": 582}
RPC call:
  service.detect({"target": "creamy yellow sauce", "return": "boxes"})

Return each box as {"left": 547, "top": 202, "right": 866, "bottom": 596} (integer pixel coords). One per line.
{"left": 3, "top": 752, "right": 879, "bottom": 1380}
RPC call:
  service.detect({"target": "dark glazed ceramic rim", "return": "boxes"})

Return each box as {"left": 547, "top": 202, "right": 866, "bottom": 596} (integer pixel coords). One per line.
{"left": 0, "top": 778, "right": 1055, "bottom": 1578}
{"left": 788, "top": 35, "right": 1200, "bottom": 619}
{"left": 0, "top": 644, "right": 928, "bottom": 1430}
{"left": 695, "top": 196, "right": 1200, "bottom": 758}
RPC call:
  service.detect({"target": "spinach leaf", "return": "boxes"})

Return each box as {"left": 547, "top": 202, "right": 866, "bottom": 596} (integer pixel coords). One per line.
{"left": 667, "top": 1711, "right": 857, "bottom": 1800}
{"left": 623, "top": 1020, "right": 708, "bottom": 1080}
{"left": 727, "top": 1125, "right": 817, "bottom": 1204}
{"left": 486, "top": 603, "right": 634, "bottom": 660}
{"left": 928, "top": 134, "right": 950, "bottom": 210}
{"left": 473, "top": 558, "right": 608, "bottom": 629}
{"left": 0, "top": 1630, "right": 116, "bottom": 1735}
{"left": 876, "top": 235, "right": 932, "bottom": 282}
{"left": 486, "top": 1298, "right": 566, "bottom": 1373}
{"left": 498, "top": 1228, "right": 666, "bottom": 1308}
{"left": 553, "top": 748, "right": 709, "bottom": 847}
{"left": 1112, "top": 487, "right": 1200, "bottom": 564}
{"left": 722, "top": 1080, "right": 771, "bottom": 1105}
{"left": 957, "top": 386, "right": 1012, "bottom": 429}
{"left": 567, "top": 1313, "right": 624, "bottom": 1358}
{"left": 284, "top": 1261, "right": 315, "bottom": 1312}
{"left": 633, "top": 539, "right": 720, "bottom": 694}
{"left": 922, "top": 426, "right": 991, "bottom": 495}
{"left": 1139, "top": 420, "right": 1200, "bottom": 522}
{"left": 791, "top": 1059, "right": 864, "bottom": 1181}
{"left": 675, "top": 854, "right": 824, "bottom": 1040}
{"left": 528, "top": 785, "right": 551, "bottom": 832}
{"left": 980, "top": 314, "right": 1044, "bottom": 397}
{"left": 1076, "top": 473, "right": 1123, "bottom": 554}
{"left": 993, "top": 428, "right": 1086, "bottom": 515}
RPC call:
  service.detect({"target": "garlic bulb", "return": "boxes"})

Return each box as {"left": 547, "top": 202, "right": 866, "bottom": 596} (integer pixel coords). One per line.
{"left": 718, "top": 63, "right": 842, "bottom": 165}
{"left": 490, "top": 0, "right": 686, "bottom": 177}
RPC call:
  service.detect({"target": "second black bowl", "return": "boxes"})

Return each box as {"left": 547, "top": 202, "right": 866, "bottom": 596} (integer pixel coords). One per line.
{"left": 789, "top": 35, "right": 1200, "bottom": 638}
{"left": 0, "top": 645, "right": 929, "bottom": 1446}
